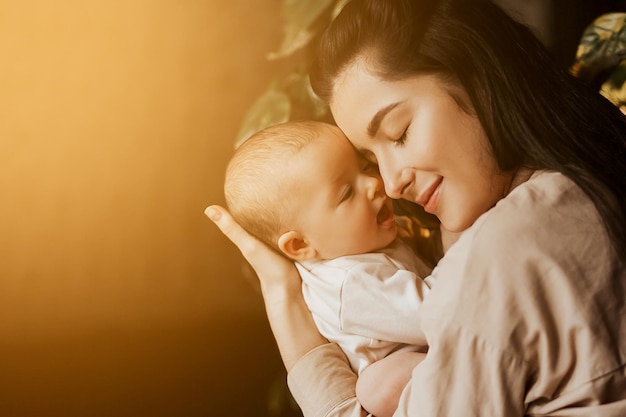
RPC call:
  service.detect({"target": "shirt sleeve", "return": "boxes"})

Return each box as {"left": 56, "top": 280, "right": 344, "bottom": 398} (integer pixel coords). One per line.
{"left": 396, "top": 322, "right": 528, "bottom": 417}
{"left": 339, "top": 261, "right": 429, "bottom": 345}
{"left": 285, "top": 331, "right": 527, "bottom": 417}
{"left": 287, "top": 343, "right": 371, "bottom": 417}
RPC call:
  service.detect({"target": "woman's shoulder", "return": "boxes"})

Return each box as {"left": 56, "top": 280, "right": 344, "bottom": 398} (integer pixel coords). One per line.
{"left": 502, "top": 170, "right": 589, "bottom": 209}
{"left": 472, "top": 170, "right": 601, "bottom": 247}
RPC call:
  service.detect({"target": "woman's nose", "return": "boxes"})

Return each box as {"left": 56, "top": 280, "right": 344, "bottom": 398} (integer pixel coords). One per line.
{"left": 378, "top": 165, "right": 405, "bottom": 199}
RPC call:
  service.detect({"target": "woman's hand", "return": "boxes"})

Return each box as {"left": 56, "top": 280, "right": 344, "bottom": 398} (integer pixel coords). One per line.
{"left": 205, "top": 205, "right": 327, "bottom": 370}
{"left": 204, "top": 205, "right": 300, "bottom": 296}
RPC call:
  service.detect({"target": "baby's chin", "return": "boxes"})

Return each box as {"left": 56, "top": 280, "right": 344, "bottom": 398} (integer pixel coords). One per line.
{"left": 368, "top": 227, "right": 399, "bottom": 253}
{"left": 383, "top": 225, "right": 399, "bottom": 247}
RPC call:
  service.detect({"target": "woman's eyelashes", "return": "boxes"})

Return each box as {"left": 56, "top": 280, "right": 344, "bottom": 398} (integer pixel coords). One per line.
{"left": 394, "top": 126, "right": 409, "bottom": 147}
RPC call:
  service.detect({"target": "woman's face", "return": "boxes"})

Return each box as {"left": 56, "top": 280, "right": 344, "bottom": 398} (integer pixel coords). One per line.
{"left": 329, "top": 61, "right": 513, "bottom": 232}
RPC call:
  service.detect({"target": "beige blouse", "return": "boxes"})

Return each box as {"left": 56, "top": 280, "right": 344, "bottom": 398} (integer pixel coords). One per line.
{"left": 287, "top": 171, "right": 626, "bottom": 417}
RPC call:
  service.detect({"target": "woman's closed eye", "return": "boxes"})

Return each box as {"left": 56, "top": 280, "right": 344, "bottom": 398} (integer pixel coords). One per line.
{"left": 394, "top": 126, "right": 409, "bottom": 147}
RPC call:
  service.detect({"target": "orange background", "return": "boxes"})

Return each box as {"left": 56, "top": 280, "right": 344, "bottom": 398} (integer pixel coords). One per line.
{"left": 0, "top": 1, "right": 295, "bottom": 415}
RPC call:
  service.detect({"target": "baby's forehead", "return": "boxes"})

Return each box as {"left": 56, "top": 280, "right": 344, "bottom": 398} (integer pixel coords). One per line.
{"left": 312, "top": 124, "right": 352, "bottom": 145}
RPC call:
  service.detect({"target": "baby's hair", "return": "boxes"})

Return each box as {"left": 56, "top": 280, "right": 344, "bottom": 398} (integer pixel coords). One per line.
{"left": 224, "top": 120, "right": 334, "bottom": 251}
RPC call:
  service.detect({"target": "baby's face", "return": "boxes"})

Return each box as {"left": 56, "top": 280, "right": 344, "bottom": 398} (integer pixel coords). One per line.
{"left": 290, "top": 127, "right": 397, "bottom": 259}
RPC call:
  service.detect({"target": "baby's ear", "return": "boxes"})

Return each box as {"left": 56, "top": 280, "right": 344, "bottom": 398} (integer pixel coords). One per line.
{"left": 277, "top": 231, "right": 318, "bottom": 261}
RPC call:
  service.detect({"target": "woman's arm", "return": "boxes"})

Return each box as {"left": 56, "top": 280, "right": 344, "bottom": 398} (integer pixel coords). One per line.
{"left": 207, "top": 206, "right": 370, "bottom": 416}
{"left": 205, "top": 205, "right": 327, "bottom": 370}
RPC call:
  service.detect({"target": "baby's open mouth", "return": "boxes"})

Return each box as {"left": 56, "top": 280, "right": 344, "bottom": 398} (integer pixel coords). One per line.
{"left": 377, "top": 202, "right": 395, "bottom": 225}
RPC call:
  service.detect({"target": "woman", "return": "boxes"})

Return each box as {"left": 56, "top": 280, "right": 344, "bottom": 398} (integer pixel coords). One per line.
{"left": 207, "top": 0, "right": 626, "bottom": 415}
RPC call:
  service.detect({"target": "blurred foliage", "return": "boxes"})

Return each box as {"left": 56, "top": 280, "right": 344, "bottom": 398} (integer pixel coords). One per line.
{"left": 235, "top": 3, "right": 350, "bottom": 415}
{"left": 235, "top": 0, "right": 349, "bottom": 148}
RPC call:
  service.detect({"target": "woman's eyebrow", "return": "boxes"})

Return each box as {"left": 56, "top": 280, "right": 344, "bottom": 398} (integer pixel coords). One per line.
{"left": 367, "top": 102, "right": 400, "bottom": 137}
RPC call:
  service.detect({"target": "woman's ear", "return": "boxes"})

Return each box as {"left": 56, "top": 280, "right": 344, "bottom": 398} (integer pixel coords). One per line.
{"left": 277, "top": 231, "right": 318, "bottom": 260}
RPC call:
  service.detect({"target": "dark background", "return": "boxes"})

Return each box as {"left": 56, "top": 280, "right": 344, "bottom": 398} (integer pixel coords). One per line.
{"left": 0, "top": 1, "right": 624, "bottom": 416}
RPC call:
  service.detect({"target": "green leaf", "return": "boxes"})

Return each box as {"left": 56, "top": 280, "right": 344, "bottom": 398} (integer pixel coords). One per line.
{"left": 234, "top": 89, "right": 291, "bottom": 149}
{"left": 268, "top": 0, "right": 335, "bottom": 59}
{"left": 331, "top": 0, "right": 350, "bottom": 19}
{"left": 284, "top": 71, "right": 328, "bottom": 119}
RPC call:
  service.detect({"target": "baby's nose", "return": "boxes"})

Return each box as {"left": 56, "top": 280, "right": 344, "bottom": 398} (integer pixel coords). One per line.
{"left": 366, "top": 176, "right": 382, "bottom": 200}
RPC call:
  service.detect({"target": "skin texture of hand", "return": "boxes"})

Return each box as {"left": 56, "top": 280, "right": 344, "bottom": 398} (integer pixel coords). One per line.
{"left": 204, "top": 205, "right": 299, "bottom": 293}
{"left": 205, "top": 205, "right": 328, "bottom": 370}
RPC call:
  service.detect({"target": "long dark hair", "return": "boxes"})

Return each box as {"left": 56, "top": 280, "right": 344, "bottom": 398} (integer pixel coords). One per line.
{"left": 310, "top": 0, "right": 626, "bottom": 257}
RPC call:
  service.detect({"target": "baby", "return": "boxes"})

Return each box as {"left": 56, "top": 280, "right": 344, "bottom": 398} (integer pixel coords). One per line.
{"left": 224, "top": 120, "right": 434, "bottom": 417}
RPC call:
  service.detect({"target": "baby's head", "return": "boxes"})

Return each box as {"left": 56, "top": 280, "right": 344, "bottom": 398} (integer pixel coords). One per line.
{"left": 225, "top": 120, "right": 397, "bottom": 261}
{"left": 225, "top": 121, "right": 324, "bottom": 252}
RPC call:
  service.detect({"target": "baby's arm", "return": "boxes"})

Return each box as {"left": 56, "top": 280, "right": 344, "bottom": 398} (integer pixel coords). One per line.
{"left": 356, "top": 351, "right": 427, "bottom": 417}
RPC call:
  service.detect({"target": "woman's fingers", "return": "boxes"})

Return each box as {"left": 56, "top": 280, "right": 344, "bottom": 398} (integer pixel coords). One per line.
{"left": 204, "top": 205, "right": 297, "bottom": 280}
{"left": 206, "top": 205, "right": 326, "bottom": 370}
{"left": 205, "top": 205, "right": 258, "bottom": 257}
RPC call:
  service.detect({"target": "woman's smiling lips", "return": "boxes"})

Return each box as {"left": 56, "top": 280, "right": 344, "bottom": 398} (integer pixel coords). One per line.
{"left": 417, "top": 177, "right": 443, "bottom": 213}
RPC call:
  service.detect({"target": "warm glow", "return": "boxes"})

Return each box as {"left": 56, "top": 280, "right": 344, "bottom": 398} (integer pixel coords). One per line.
{"left": 0, "top": 0, "right": 289, "bottom": 415}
